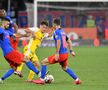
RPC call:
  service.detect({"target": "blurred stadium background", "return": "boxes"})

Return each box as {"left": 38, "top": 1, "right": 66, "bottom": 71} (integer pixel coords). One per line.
{"left": 0, "top": 1, "right": 108, "bottom": 90}
{"left": 0, "top": 0, "right": 108, "bottom": 47}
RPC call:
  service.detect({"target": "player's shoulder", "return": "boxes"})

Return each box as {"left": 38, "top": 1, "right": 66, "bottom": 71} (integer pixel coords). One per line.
{"left": 0, "top": 27, "right": 5, "bottom": 34}
{"left": 55, "top": 28, "right": 63, "bottom": 34}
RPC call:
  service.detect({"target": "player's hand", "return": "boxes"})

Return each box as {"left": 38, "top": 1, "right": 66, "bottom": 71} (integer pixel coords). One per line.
{"left": 24, "top": 28, "right": 31, "bottom": 33}
{"left": 71, "top": 51, "right": 76, "bottom": 56}
{"left": 26, "top": 33, "right": 31, "bottom": 37}
{"left": 54, "top": 53, "right": 59, "bottom": 61}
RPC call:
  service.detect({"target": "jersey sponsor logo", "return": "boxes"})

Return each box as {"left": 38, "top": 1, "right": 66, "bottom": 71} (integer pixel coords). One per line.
{"left": 5, "top": 35, "right": 9, "bottom": 38}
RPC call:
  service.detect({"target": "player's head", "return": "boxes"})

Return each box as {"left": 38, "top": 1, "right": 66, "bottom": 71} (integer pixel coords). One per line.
{"left": 40, "top": 20, "right": 49, "bottom": 33}
{"left": 52, "top": 18, "right": 61, "bottom": 29}
{"left": 0, "top": 18, "right": 10, "bottom": 29}
{"left": 0, "top": 9, "right": 6, "bottom": 18}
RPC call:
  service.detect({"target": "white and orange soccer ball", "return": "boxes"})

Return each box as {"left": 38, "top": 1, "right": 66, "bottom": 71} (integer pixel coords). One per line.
{"left": 44, "top": 75, "right": 54, "bottom": 84}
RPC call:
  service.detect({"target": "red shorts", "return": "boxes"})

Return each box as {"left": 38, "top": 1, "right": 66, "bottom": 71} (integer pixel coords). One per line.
{"left": 10, "top": 37, "right": 19, "bottom": 50}
{"left": 48, "top": 53, "right": 68, "bottom": 67}
{"left": 4, "top": 50, "right": 24, "bottom": 67}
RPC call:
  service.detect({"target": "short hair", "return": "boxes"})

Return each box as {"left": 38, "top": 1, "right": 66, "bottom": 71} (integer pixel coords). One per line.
{"left": 40, "top": 20, "right": 49, "bottom": 26}
{"left": 53, "top": 18, "right": 61, "bottom": 25}
{"left": 0, "top": 17, "right": 10, "bottom": 22}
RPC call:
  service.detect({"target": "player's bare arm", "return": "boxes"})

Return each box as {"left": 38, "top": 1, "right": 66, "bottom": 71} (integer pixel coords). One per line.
{"left": 55, "top": 39, "right": 60, "bottom": 61}
{"left": 67, "top": 38, "right": 76, "bottom": 56}
{"left": 13, "top": 32, "right": 31, "bottom": 38}
{"left": 24, "top": 28, "right": 38, "bottom": 39}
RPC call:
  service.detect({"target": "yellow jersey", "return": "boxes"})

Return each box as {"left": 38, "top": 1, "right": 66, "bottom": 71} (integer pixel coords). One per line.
{"left": 24, "top": 27, "right": 46, "bottom": 55}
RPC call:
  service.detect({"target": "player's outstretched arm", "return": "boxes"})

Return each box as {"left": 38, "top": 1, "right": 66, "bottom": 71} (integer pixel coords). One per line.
{"left": 54, "top": 39, "right": 60, "bottom": 61}
{"left": 13, "top": 32, "right": 31, "bottom": 38}
{"left": 24, "top": 27, "right": 38, "bottom": 39}
{"left": 67, "top": 37, "right": 76, "bottom": 56}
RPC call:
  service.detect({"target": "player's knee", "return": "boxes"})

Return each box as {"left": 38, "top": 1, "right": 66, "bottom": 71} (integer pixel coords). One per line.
{"left": 23, "top": 56, "right": 30, "bottom": 62}
{"left": 62, "top": 66, "right": 68, "bottom": 71}
{"left": 33, "top": 61, "right": 40, "bottom": 68}
{"left": 41, "top": 60, "right": 46, "bottom": 65}
{"left": 41, "top": 58, "right": 48, "bottom": 65}
{"left": 12, "top": 66, "right": 17, "bottom": 71}
{"left": 23, "top": 58, "right": 30, "bottom": 62}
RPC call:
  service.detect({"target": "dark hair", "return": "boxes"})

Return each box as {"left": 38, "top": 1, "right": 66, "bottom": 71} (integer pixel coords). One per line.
{"left": 0, "top": 17, "right": 9, "bottom": 22}
{"left": 40, "top": 20, "right": 49, "bottom": 26}
{"left": 53, "top": 18, "right": 61, "bottom": 25}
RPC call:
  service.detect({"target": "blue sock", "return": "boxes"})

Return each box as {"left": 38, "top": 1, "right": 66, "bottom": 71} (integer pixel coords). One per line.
{"left": 41, "top": 65, "right": 47, "bottom": 79}
{"left": 65, "top": 68, "right": 78, "bottom": 80}
{"left": 1, "top": 68, "right": 14, "bottom": 80}
{"left": 25, "top": 61, "right": 39, "bottom": 74}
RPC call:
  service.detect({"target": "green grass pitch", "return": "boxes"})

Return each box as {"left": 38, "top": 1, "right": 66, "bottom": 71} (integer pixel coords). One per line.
{"left": 0, "top": 46, "right": 108, "bottom": 90}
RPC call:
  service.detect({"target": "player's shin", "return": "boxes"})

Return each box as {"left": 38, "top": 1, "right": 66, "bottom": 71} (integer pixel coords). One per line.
{"left": 65, "top": 68, "right": 78, "bottom": 80}
{"left": 25, "top": 61, "right": 39, "bottom": 74}
{"left": 40, "top": 65, "right": 47, "bottom": 79}
{"left": 65, "top": 68, "right": 81, "bottom": 84}
{"left": 1, "top": 68, "right": 14, "bottom": 81}
{"left": 16, "top": 62, "right": 24, "bottom": 72}
{"left": 27, "top": 70, "right": 35, "bottom": 81}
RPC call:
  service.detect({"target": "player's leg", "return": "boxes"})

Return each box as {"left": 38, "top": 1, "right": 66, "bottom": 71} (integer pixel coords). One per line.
{"left": 0, "top": 68, "right": 15, "bottom": 83}
{"left": 15, "top": 45, "right": 28, "bottom": 73}
{"left": 16, "top": 62, "right": 24, "bottom": 72}
{"left": 40, "top": 58, "right": 50, "bottom": 79}
{"left": 31, "top": 58, "right": 50, "bottom": 84}
{"left": 14, "top": 62, "right": 24, "bottom": 77}
{"left": 27, "top": 61, "right": 40, "bottom": 81}
{"left": 27, "top": 54, "right": 40, "bottom": 81}
{"left": 0, "top": 64, "right": 17, "bottom": 83}
{"left": 60, "top": 60, "right": 81, "bottom": 84}
{"left": 0, "top": 50, "right": 23, "bottom": 83}
{"left": 14, "top": 46, "right": 26, "bottom": 77}
{"left": 14, "top": 46, "right": 32, "bottom": 78}
{"left": 24, "top": 56, "right": 40, "bottom": 75}
{"left": 33, "top": 55, "right": 56, "bottom": 84}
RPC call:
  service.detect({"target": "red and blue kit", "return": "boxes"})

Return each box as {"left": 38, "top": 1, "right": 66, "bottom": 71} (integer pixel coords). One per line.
{"left": 48, "top": 28, "right": 69, "bottom": 67}
{"left": 0, "top": 27, "right": 23, "bottom": 67}
{"left": 5, "top": 15, "right": 19, "bottom": 50}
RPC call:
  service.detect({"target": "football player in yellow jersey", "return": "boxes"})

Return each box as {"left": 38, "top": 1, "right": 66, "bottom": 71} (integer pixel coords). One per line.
{"left": 14, "top": 20, "right": 49, "bottom": 81}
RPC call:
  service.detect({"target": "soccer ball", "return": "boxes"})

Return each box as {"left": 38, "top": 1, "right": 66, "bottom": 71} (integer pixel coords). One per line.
{"left": 44, "top": 75, "right": 54, "bottom": 84}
